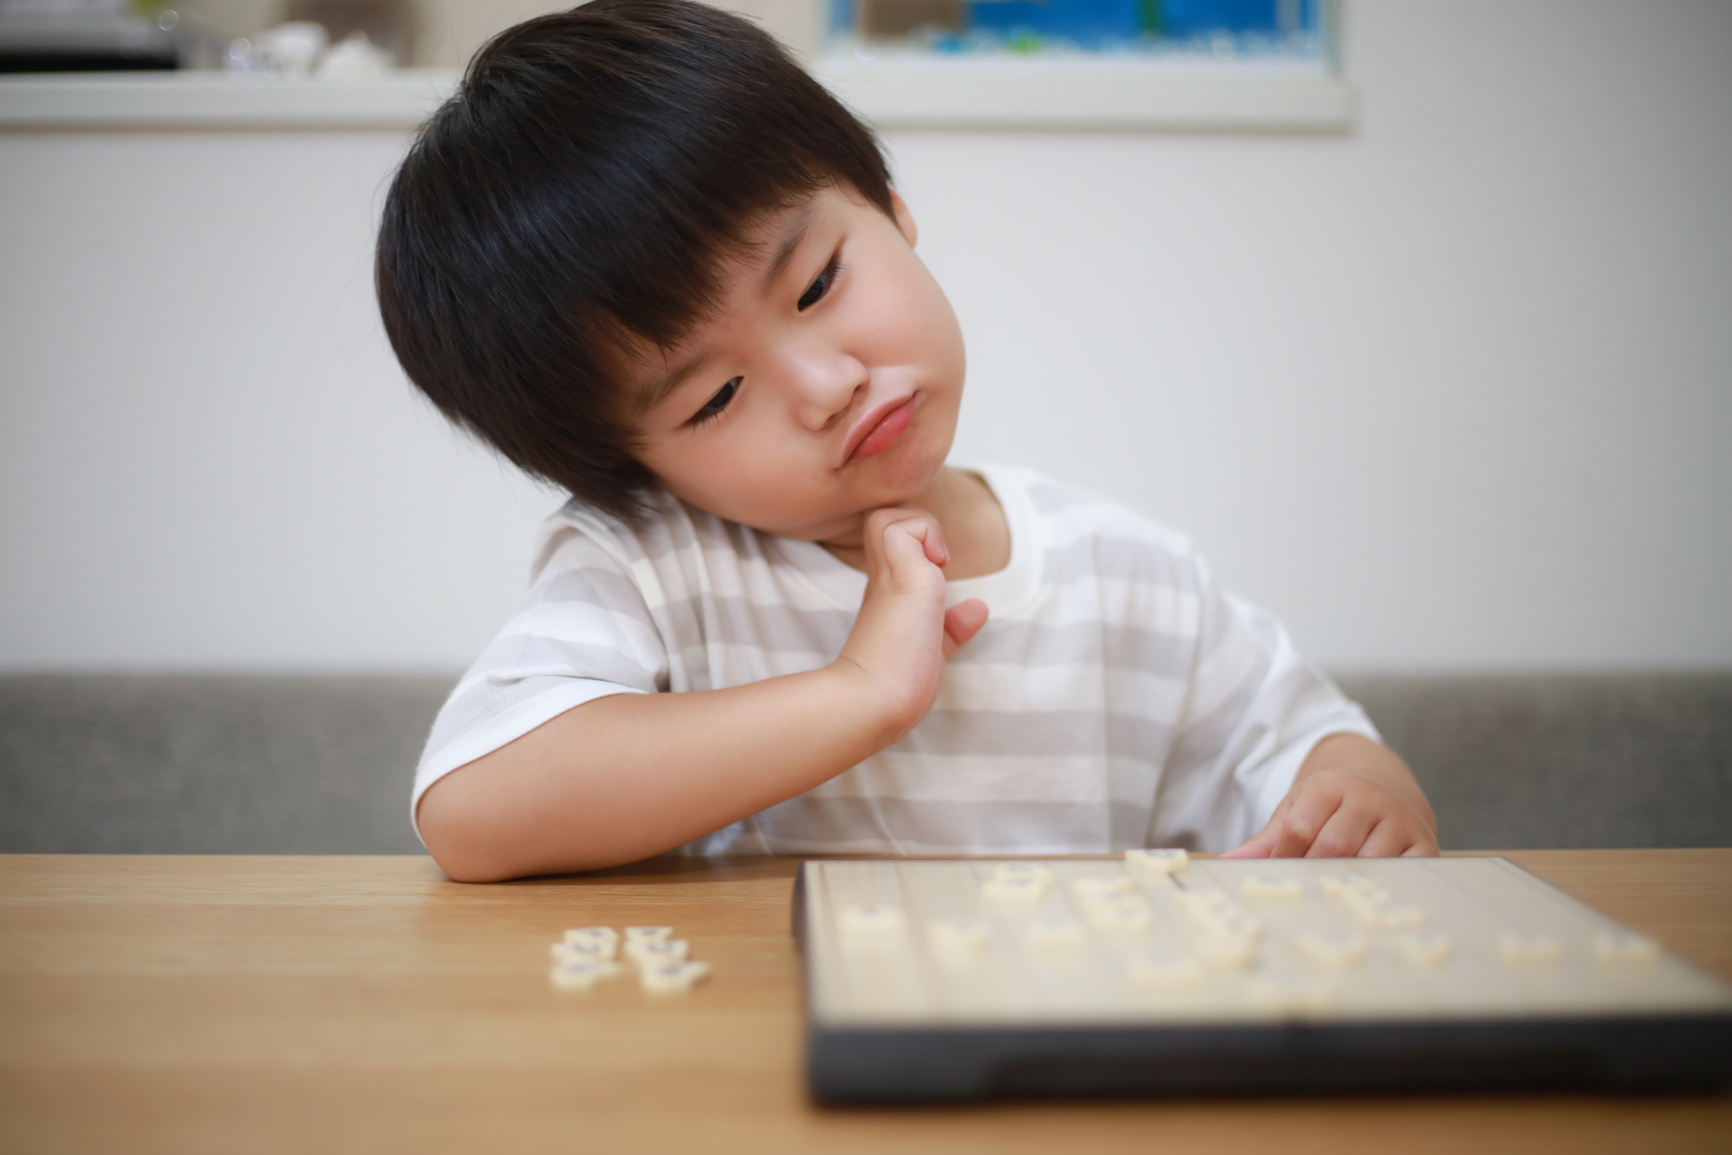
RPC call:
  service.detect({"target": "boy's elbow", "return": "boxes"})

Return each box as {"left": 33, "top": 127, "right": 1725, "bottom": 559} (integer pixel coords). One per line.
{"left": 416, "top": 765, "right": 634, "bottom": 881}
{"left": 416, "top": 774, "right": 529, "bottom": 883}
{"left": 420, "top": 818, "right": 517, "bottom": 884}
{"left": 429, "top": 849, "right": 519, "bottom": 885}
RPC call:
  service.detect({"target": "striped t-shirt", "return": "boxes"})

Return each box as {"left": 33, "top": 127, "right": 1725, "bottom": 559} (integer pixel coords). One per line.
{"left": 413, "top": 464, "right": 1377, "bottom": 855}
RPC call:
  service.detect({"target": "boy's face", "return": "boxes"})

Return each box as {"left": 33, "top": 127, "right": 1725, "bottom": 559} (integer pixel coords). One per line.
{"left": 625, "top": 186, "right": 965, "bottom": 548}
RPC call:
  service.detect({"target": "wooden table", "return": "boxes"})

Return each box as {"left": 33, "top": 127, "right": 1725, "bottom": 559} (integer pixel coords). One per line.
{"left": 1, "top": 850, "right": 1728, "bottom": 1154}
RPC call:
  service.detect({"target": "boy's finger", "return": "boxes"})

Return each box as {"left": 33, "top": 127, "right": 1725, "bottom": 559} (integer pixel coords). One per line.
{"left": 860, "top": 507, "right": 921, "bottom": 565}
{"left": 1219, "top": 830, "right": 1275, "bottom": 859}
{"left": 920, "top": 519, "right": 949, "bottom": 567}
{"left": 941, "top": 598, "right": 989, "bottom": 657}
{"left": 1358, "top": 819, "right": 1414, "bottom": 859}
{"left": 1222, "top": 798, "right": 1288, "bottom": 858}
{"left": 1271, "top": 786, "right": 1342, "bottom": 857}
{"left": 1304, "top": 803, "right": 1376, "bottom": 858}
{"left": 868, "top": 509, "right": 945, "bottom": 570}
{"left": 875, "top": 514, "right": 942, "bottom": 578}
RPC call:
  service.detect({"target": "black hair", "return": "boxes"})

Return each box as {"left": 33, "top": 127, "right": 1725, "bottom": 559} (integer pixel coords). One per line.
{"left": 375, "top": 0, "right": 894, "bottom": 519}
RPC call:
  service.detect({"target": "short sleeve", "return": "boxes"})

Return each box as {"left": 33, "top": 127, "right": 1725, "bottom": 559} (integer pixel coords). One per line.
{"left": 410, "top": 519, "right": 670, "bottom": 826}
{"left": 1149, "top": 555, "right": 1379, "bottom": 851}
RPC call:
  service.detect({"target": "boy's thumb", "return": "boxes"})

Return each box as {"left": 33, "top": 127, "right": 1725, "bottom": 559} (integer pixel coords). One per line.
{"left": 1220, "top": 818, "right": 1279, "bottom": 859}
{"left": 941, "top": 598, "right": 989, "bottom": 658}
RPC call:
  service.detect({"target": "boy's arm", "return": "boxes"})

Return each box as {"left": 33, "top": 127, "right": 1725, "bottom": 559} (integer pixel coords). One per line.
{"left": 1222, "top": 733, "right": 1438, "bottom": 858}
{"left": 417, "top": 507, "right": 988, "bottom": 882}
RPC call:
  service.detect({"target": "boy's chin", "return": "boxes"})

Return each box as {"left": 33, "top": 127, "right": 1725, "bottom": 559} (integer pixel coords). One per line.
{"left": 862, "top": 430, "right": 955, "bottom": 499}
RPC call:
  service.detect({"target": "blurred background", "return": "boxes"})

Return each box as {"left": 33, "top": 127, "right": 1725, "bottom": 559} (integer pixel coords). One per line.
{"left": 4, "top": 0, "right": 1728, "bottom": 673}
{"left": 3, "top": 0, "right": 1730, "bottom": 855}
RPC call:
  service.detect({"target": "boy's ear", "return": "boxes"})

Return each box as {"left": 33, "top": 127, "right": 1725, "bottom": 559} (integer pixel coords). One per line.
{"left": 889, "top": 188, "right": 918, "bottom": 248}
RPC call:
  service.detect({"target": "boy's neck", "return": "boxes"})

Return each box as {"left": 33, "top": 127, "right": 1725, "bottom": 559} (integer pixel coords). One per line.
{"left": 821, "top": 465, "right": 1010, "bottom": 581}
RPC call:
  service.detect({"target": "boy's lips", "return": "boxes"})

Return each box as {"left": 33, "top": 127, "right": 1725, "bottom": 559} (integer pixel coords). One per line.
{"left": 840, "top": 394, "right": 917, "bottom": 467}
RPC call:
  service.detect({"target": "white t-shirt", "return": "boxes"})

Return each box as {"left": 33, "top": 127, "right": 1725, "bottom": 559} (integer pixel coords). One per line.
{"left": 414, "top": 464, "right": 1377, "bottom": 854}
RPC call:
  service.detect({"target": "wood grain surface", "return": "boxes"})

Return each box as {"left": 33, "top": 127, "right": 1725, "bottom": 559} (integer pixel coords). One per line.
{"left": 1, "top": 850, "right": 1728, "bottom": 1155}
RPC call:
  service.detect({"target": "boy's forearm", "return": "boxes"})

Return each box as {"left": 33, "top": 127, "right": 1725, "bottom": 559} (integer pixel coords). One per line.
{"left": 416, "top": 665, "right": 898, "bottom": 881}
{"left": 420, "top": 507, "right": 986, "bottom": 882}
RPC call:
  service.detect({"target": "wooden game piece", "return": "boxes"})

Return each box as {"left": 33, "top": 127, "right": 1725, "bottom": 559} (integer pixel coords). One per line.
{"left": 1500, "top": 932, "right": 1562, "bottom": 969}
{"left": 626, "top": 938, "right": 690, "bottom": 965}
{"left": 1241, "top": 874, "right": 1304, "bottom": 901}
{"left": 639, "top": 960, "right": 710, "bottom": 993}
{"left": 1125, "top": 848, "right": 1189, "bottom": 875}
{"left": 1594, "top": 931, "right": 1660, "bottom": 971}
{"left": 549, "top": 960, "right": 623, "bottom": 990}
{"left": 1397, "top": 931, "right": 1452, "bottom": 969}
{"left": 551, "top": 939, "right": 615, "bottom": 965}
{"left": 1295, "top": 929, "right": 1369, "bottom": 969}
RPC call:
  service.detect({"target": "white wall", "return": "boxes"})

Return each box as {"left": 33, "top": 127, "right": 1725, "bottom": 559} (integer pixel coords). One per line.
{"left": 3, "top": 0, "right": 1729, "bottom": 672}
{"left": 413, "top": 0, "right": 819, "bottom": 67}
{"left": 0, "top": 133, "right": 560, "bottom": 669}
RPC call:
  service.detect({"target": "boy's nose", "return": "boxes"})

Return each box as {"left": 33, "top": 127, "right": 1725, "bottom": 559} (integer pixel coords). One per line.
{"left": 781, "top": 344, "right": 869, "bottom": 430}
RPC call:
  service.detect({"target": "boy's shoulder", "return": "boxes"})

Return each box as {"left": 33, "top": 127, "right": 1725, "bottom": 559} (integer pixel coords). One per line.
{"left": 527, "top": 483, "right": 777, "bottom": 587}
{"left": 528, "top": 484, "right": 682, "bottom": 580}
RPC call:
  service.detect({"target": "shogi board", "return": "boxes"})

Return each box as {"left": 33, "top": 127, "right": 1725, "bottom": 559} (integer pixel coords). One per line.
{"left": 792, "top": 856, "right": 1732, "bottom": 1101}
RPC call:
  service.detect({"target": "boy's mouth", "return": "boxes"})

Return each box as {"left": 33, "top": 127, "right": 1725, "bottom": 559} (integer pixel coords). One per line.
{"left": 841, "top": 394, "right": 918, "bottom": 468}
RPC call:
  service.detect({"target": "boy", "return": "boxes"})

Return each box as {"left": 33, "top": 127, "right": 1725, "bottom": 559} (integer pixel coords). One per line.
{"left": 376, "top": 0, "right": 1437, "bottom": 882}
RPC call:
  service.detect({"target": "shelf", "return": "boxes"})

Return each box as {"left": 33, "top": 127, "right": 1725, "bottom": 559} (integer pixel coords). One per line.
{"left": 812, "top": 53, "right": 1352, "bottom": 131}
{"left": 0, "top": 70, "right": 460, "bottom": 129}
{"left": 0, "top": 59, "right": 1352, "bottom": 133}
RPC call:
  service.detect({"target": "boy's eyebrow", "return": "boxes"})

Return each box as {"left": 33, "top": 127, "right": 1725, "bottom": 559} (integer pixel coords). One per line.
{"left": 630, "top": 205, "right": 820, "bottom": 420}
{"left": 760, "top": 205, "right": 816, "bottom": 292}
{"left": 632, "top": 350, "right": 708, "bottom": 419}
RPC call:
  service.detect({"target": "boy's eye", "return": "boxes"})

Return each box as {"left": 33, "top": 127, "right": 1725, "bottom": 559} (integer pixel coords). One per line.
{"left": 691, "top": 378, "right": 739, "bottom": 426}
{"left": 797, "top": 254, "right": 840, "bottom": 311}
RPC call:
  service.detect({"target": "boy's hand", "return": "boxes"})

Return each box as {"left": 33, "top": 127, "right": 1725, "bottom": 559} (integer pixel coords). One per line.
{"left": 834, "top": 506, "right": 989, "bottom": 742}
{"left": 1222, "top": 733, "right": 1438, "bottom": 858}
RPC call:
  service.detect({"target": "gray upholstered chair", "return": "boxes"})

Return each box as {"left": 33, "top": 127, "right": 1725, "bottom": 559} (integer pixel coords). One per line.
{"left": 2, "top": 672, "right": 1728, "bottom": 854}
